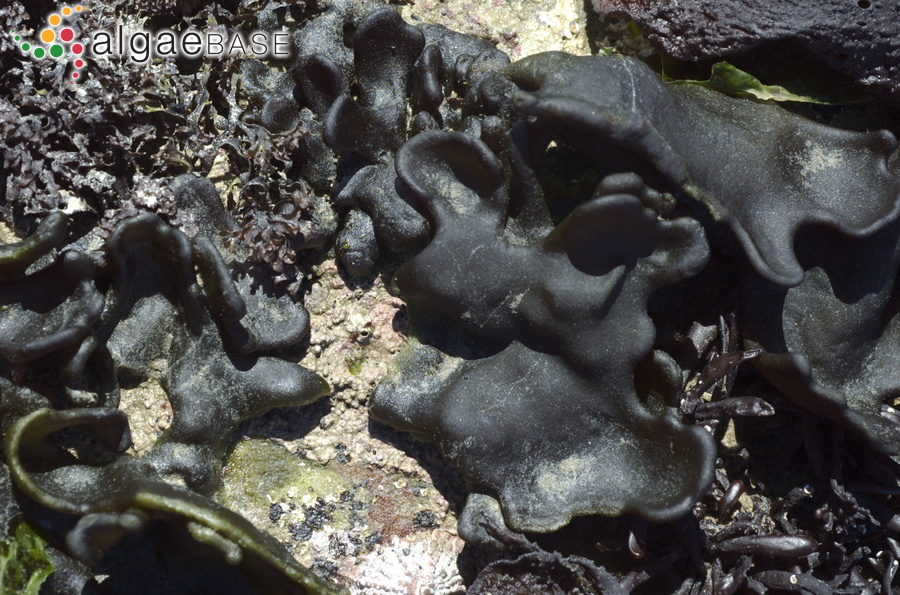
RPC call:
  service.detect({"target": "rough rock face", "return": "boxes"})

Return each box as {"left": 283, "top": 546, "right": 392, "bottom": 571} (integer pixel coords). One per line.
{"left": 592, "top": 0, "right": 900, "bottom": 104}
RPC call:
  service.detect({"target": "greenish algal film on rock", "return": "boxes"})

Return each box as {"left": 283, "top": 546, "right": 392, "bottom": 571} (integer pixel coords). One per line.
{"left": 218, "top": 439, "right": 348, "bottom": 513}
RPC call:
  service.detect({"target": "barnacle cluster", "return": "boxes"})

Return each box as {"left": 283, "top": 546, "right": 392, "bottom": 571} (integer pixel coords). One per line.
{"left": 3, "top": 0, "right": 900, "bottom": 592}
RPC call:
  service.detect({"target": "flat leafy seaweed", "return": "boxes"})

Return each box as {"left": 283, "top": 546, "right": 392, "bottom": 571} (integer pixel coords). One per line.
{"left": 666, "top": 61, "right": 869, "bottom": 105}
{"left": 101, "top": 211, "right": 329, "bottom": 493}
{"left": 3, "top": 0, "right": 900, "bottom": 591}
{"left": 372, "top": 130, "right": 715, "bottom": 532}
{"left": 0, "top": 212, "right": 103, "bottom": 367}
{"left": 292, "top": 4, "right": 510, "bottom": 275}
{"left": 0, "top": 177, "right": 336, "bottom": 591}
{"left": 5, "top": 407, "right": 343, "bottom": 594}
{"left": 744, "top": 220, "right": 900, "bottom": 455}
{"left": 498, "top": 52, "right": 900, "bottom": 287}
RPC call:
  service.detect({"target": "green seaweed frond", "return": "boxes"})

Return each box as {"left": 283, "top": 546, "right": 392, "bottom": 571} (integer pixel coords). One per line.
{"left": 666, "top": 61, "right": 870, "bottom": 105}
{"left": 0, "top": 521, "right": 54, "bottom": 595}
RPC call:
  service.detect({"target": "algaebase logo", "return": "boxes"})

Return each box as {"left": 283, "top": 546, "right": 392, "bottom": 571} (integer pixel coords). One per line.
{"left": 13, "top": 5, "right": 88, "bottom": 84}
{"left": 13, "top": 6, "right": 289, "bottom": 86}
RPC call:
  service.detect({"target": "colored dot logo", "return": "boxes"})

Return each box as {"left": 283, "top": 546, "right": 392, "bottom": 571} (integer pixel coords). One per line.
{"left": 13, "top": 5, "right": 89, "bottom": 85}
